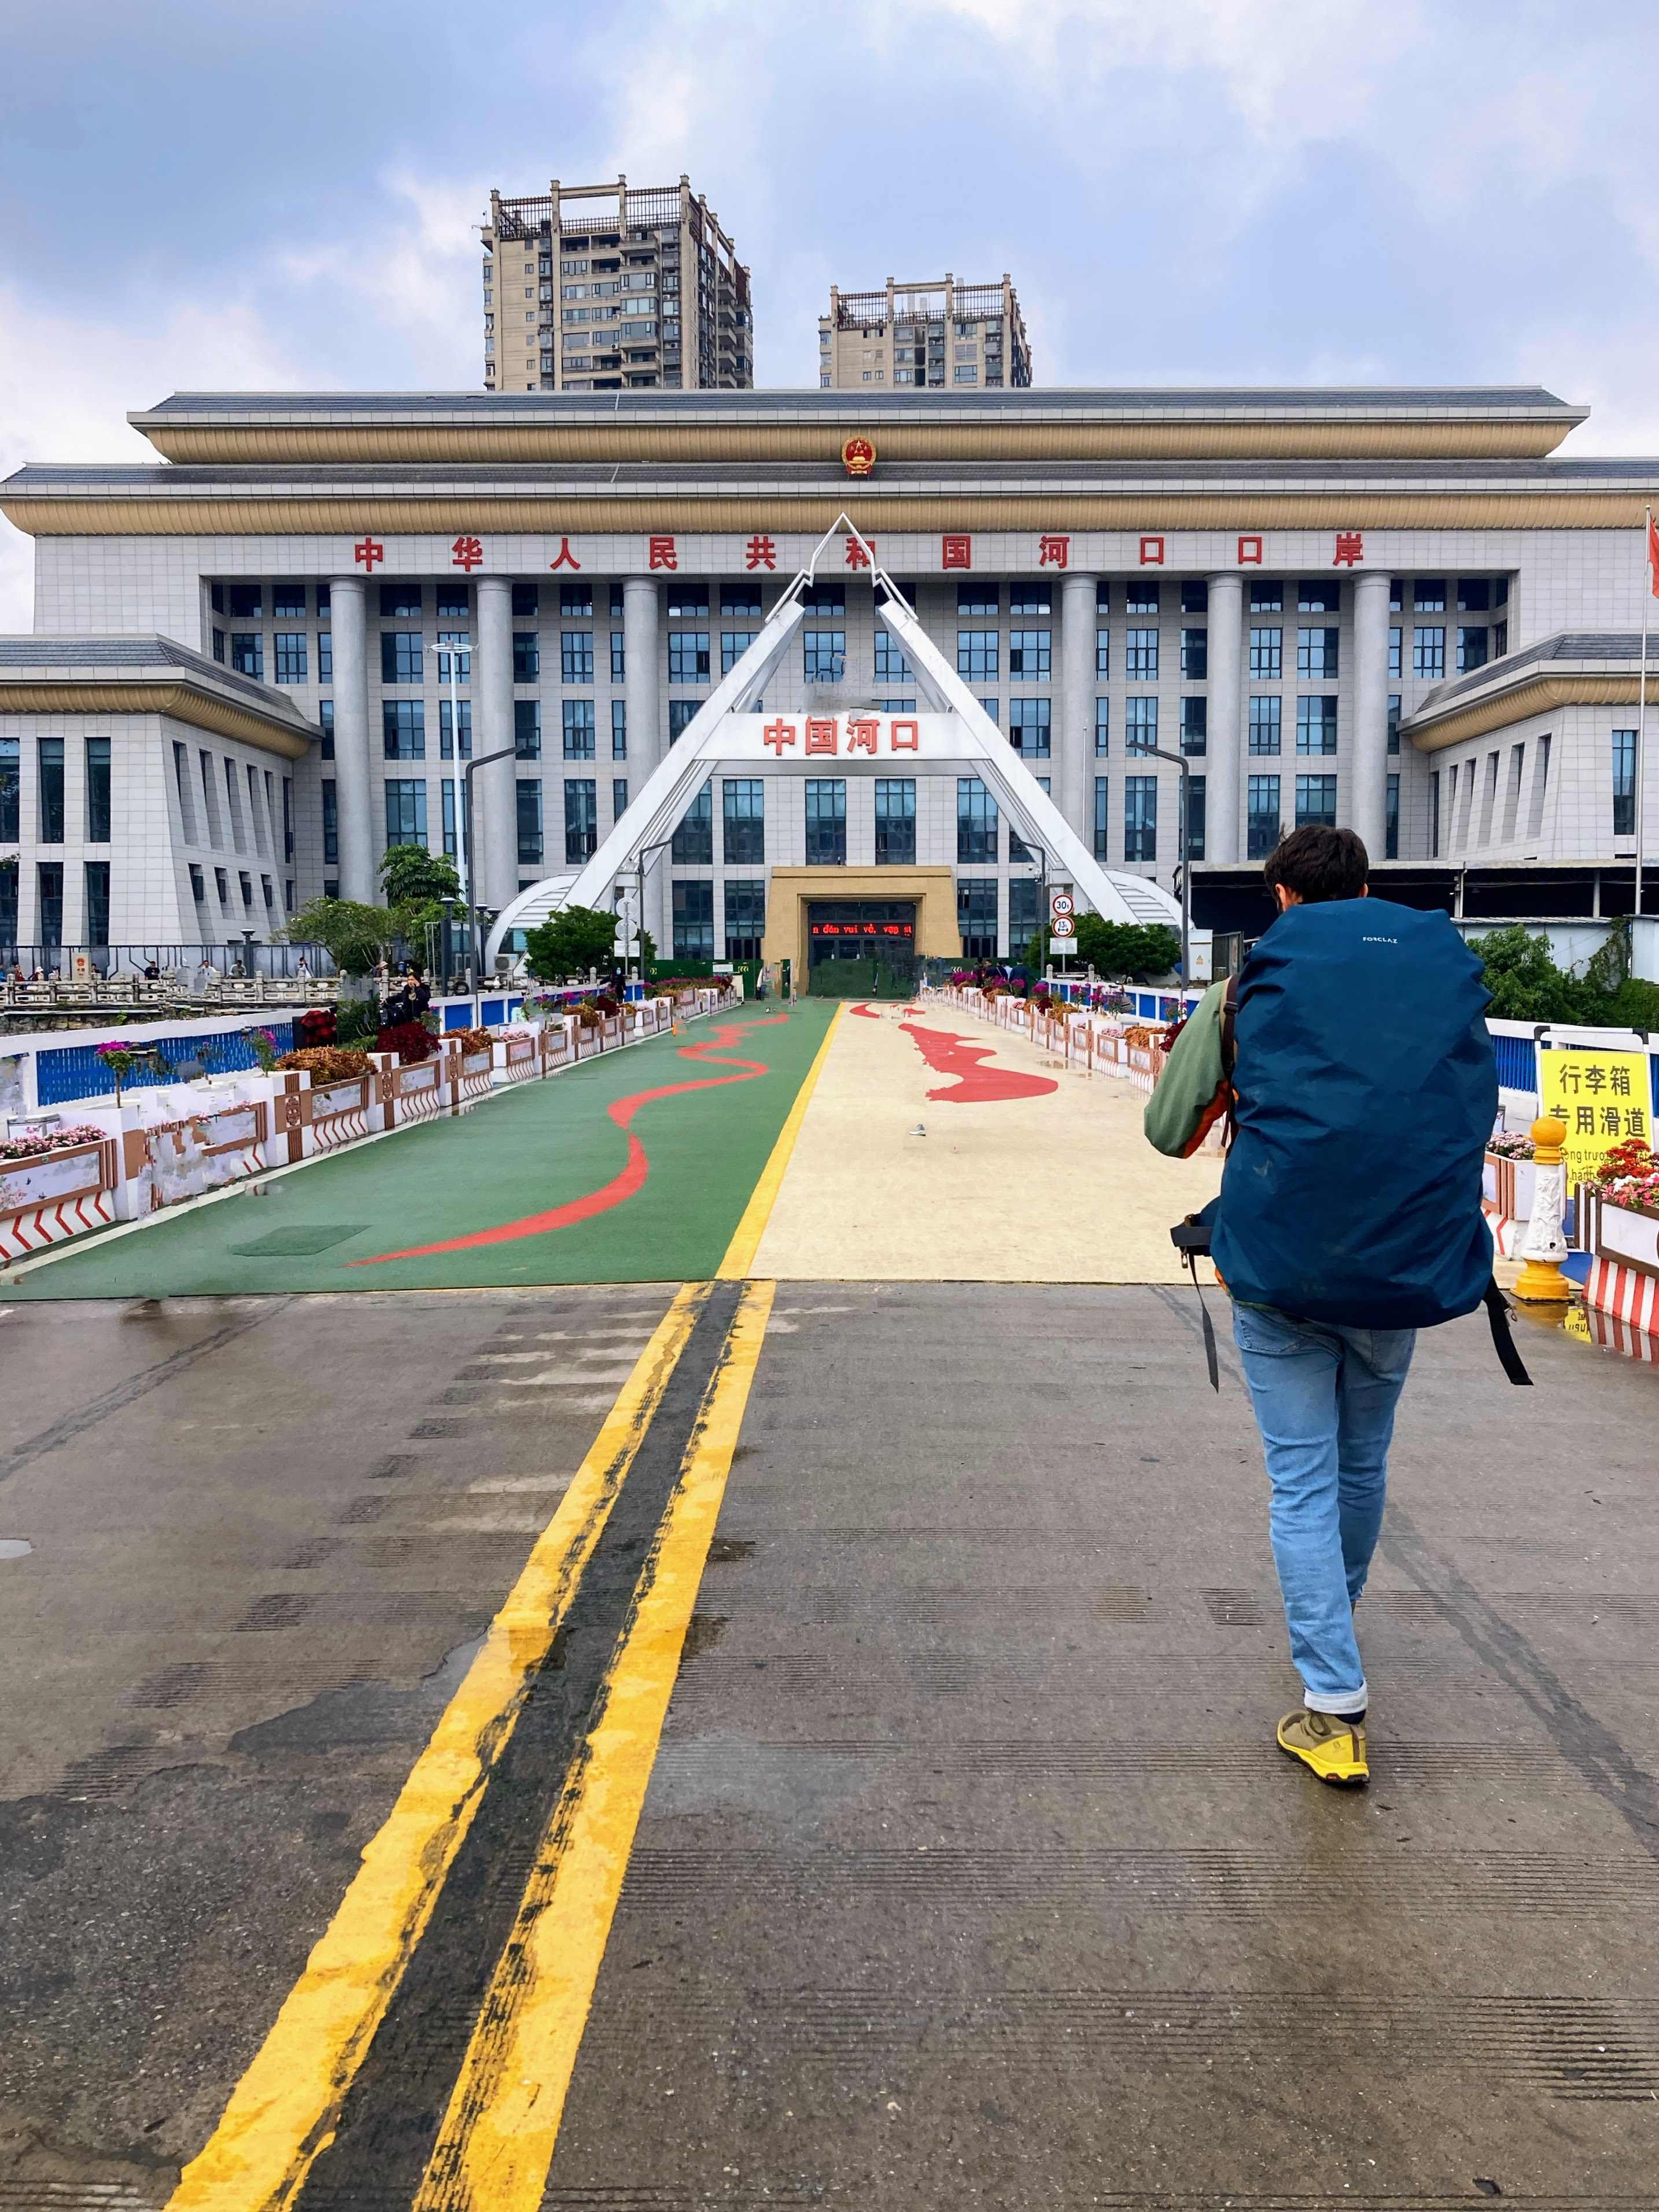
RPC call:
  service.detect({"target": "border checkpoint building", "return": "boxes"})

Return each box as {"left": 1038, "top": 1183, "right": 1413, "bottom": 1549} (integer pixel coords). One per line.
{"left": 1, "top": 384, "right": 1656, "bottom": 984}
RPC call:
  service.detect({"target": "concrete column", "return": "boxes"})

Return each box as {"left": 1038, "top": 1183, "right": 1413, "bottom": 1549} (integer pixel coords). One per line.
{"left": 328, "top": 577, "right": 375, "bottom": 902}
{"left": 1057, "top": 571, "right": 1097, "bottom": 851}
{"left": 1351, "top": 570, "right": 1392, "bottom": 861}
{"left": 1205, "top": 574, "right": 1244, "bottom": 865}
{"left": 474, "top": 576, "right": 518, "bottom": 910}
{"left": 623, "top": 577, "right": 666, "bottom": 948}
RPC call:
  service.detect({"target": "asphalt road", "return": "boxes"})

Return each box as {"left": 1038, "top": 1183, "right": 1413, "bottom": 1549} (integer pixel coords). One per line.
{"left": 2, "top": 1283, "right": 1658, "bottom": 2209}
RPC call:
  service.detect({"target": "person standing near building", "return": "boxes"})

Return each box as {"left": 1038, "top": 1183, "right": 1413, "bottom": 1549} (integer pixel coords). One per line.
{"left": 1144, "top": 826, "right": 1501, "bottom": 1788}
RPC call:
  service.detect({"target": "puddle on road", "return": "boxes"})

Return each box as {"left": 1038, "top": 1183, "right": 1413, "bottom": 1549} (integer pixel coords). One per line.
{"left": 1513, "top": 1297, "right": 1658, "bottom": 1371}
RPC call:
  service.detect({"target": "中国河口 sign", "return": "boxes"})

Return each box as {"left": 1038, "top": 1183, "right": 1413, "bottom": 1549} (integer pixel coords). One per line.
{"left": 720, "top": 712, "right": 963, "bottom": 770}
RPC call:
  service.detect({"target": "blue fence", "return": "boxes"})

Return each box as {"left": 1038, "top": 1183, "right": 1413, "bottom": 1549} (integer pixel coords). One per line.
{"left": 1491, "top": 1030, "right": 1659, "bottom": 1118}
{"left": 35, "top": 1022, "right": 296, "bottom": 1106}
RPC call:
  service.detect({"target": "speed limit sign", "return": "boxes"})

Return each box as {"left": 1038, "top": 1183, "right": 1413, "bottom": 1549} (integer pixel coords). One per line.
{"left": 1049, "top": 889, "right": 1076, "bottom": 940}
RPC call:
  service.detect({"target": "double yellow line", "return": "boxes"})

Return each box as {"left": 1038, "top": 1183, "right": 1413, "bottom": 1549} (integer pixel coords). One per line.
{"left": 168, "top": 1280, "right": 772, "bottom": 2212}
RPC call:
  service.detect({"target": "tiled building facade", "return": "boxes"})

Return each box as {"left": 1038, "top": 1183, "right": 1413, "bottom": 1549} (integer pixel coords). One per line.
{"left": 819, "top": 276, "right": 1031, "bottom": 391}
{"left": 1, "top": 386, "right": 1655, "bottom": 961}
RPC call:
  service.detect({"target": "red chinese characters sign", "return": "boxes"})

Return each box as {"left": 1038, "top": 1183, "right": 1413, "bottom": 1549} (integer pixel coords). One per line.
{"left": 760, "top": 714, "right": 921, "bottom": 757}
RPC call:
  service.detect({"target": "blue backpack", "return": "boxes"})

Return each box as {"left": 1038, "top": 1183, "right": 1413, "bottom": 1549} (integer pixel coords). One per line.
{"left": 1210, "top": 899, "right": 1498, "bottom": 1331}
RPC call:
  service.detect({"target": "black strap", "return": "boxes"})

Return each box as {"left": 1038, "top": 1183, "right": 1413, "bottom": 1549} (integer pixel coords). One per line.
{"left": 1175, "top": 1242, "right": 1221, "bottom": 1392}
{"left": 1483, "top": 1277, "right": 1533, "bottom": 1387}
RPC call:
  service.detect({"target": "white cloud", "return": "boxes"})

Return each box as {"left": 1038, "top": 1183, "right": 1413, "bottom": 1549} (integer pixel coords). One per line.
{"left": 0, "top": 294, "right": 302, "bottom": 632}
{"left": 278, "top": 169, "right": 485, "bottom": 377}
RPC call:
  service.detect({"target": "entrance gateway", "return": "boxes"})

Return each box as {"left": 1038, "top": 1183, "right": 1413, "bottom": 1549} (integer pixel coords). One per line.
{"left": 806, "top": 900, "right": 916, "bottom": 998}
{"left": 485, "top": 519, "right": 1182, "bottom": 968}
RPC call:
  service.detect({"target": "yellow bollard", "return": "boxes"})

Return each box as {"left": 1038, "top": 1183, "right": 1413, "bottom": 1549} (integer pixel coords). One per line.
{"left": 1513, "top": 1113, "right": 1573, "bottom": 1303}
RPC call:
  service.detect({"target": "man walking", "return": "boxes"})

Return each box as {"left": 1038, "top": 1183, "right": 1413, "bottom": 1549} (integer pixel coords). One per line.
{"left": 1145, "top": 826, "right": 1498, "bottom": 1788}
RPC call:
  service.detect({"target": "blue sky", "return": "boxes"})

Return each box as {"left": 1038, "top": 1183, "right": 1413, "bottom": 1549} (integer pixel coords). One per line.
{"left": 5, "top": 0, "right": 1659, "bottom": 625}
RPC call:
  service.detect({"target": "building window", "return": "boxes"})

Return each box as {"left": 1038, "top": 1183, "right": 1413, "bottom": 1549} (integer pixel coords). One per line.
{"left": 1413, "top": 626, "right": 1446, "bottom": 680}
{"left": 720, "top": 778, "right": 764, "bottom": 865}
{"left": 212, "top": 627, "right": 226, "bottom": 663}
{"left": 513, "top": 632, "right": 540, "bottom": 681}
{"left": 436, "top": 581, "right": 469, "bottom": 620}
{"left": 1296, "top": 773, "right": 1337, "bottom": 828}
{"left": 561, "top": 630, "right": 595, "bottom": 683}
{"left": 83, "top": 735, "right": 112, "bottom": 843}
{"left": 1125, "top": 626, "right": 1159, "bottom": 680}
{"left": 1123, "top": 776, "right": 1157, "bottom": 863}
{"left": 1183, "top": 774, "right": 1206, "bottom": 862}
{"left": 672, "top": 880, "right": 714, "bottom": 961}
{"left": 668, "top": 630, "right": 710, "bottom": 683}
{"left": 559, "top": 580, "right": 593, "bottom": 618}
{"left": 1387, "top": 695, "right": 1401, "bottom": 756}
{"left": 873, "top": 631, "right": 912, "bottom": 682}
{"left": 84, "top": 861, "right": 110, "bottom": 947}
{"left": 1009, "top": 877, "right": 1041, "bottom": 952}
{"left": 1179, "top": 581, "right": 1208, "bottom": 615}
{"left": 1388, "top": 626, "right": 1402, "bottom": 679}
{"left": 37, "top": 863, "right": 63, "bottom": 951}
{"left": 725, "top": 879, "right": 765, "bottom": 961}
{"left": 506, "top": 700, "right": 539, "bottom": 759}
{"left": 957, "top": 878, "right": 997, "bottom": 957}
{"left": 1386, "top": 773, "right": 1400, "bottom": 860}
{"left": 957, "top": 777, "right": 998, "bottom": 863}
{"left": 672, "top": 779, "right": 714, "bottom": 865}
{"left": 322, "top": 781, "right": 338, "bottom": 863}
{"left": 384, "top": 778, "right": 427, "bottom": 846}
{"left": 381, "top": 632, "right": 423, "bottom": 685}
{"left": 1457, "top": 626, "right": 1489, "bottom": 674}
{"left": 1248, "top": 696, "right": 1281, "bottom": 754}
{"left": 318, "top": 629, "right": 333, "bottom": 682}
{"left": 227, "top": 583, "right": 262, "bottom": 620}
{"left": 874, "top": 778, "right": 915, "bottom": 865}
{"left": 1247, "top": 774, "right": 1281, "bottom": 860}
{"left": 613, "top": 777, "right": 628, "bottom": 819}
{"left": 316, "top": 699, "right": 335, "bottom": 759}
{"left": 609, "top": 629, "right": 626, "bottom": 681}
{"left": 511, "top": 581, "right": 539, "bottom": 618}
{"left": 803, "top": 631, "right": 846, "bottom": 682}
{"left": 669, "top": 699, "right": 700, "bottom": 743}
{"left": 668, "top": 584, "right": 711, "bottom": 619}
{"left": 187, "top": 861, "right": 207, "bottom": 906}
{"left": 1175, "top": 695, "right": 1206, "bottom": 756}
{"left": 1126, "top": 582, "right": 1159, "bottom": 615}
{"left": 957, "top": 629, "right": 998, "bottom": 682}
{"left": 381, "top": 582, "right": 422, "bottom": 618}
{"left": 805, "top": 779, "right": 847, "bottom": 865}
{"left": 606, "top": 699, "right": 625, "bottom": 759}
{"left": 1296, "top": 696, "right": 1337, "bottom": 754}
{"left": 1094, "top": 698, "right": 1109, "bottom": 755}
{"left": 1008, "top": 698, "right": 1051, "bottom": 756}
{"left": 723, "top": 629, "right": 759, "bottom": 675}
{"left": 1414, "top": 579, "right": 1447, "bottom": 612}
{"left": 0, "top": 734, "right": 19, "bottom": 843}
{"left": 383, "top": 700, "right": 425, "bottom": 759}
{"left": 272, "top": 632, "right": 307, "bottom": 684}
{"left": 231, "top": 634, "right": 264, "bottom": 679}
{"left": 1096, "top": 629, "right": 1109, "bottom": 679}
{"left": 1249, "top": 626, "right": 1282, "bottom": 680}
{"left": 213, "top": 866, "right": 230, "bottom": 907}
{"left": 37, "top": 737, "right": 64, "bottom": 843}
{"left": 722, "top": 580, "right": 763, "bottom": 616}
{"left": 958, "top": 582, "right": 998, "bottom": 616}
{"left": 1125, "top": 696, "right": 1158, "bottom": 754}
{"left": 440, "top": 698, "right": 473, "bottom": 758}
{"left": 1008, "top": 629, "right": 1051, "bottom": 679}
{"left": 562, "top": 700, "right": 596, "bottom": 759}
{"left": 1009, "top": 581, "right": 1050, "bottom": 616}
{"left": 1179, "top": 627, "right": 1207, "bottom": 680}
{"left": 1093, "top": 777, "right": 1110, "bottom": 862}
{"left": 563, "top": 779, "right": 596, "bottom": 864}
{"left": 1249, "top": 580, "right": 1282, "bottom": 614}
{"left": 282, "top": 777, "right": 294, "bottom": 862}
{"left": 1613, "top": 729, "right": 1638, "bottom": 837}
{"left": 1297, "top": 626, "right": 1339, "bottom": 679}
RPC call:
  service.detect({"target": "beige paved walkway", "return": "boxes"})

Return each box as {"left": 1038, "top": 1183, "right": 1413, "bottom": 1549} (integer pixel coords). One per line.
{"left": 752, "top": 998, "right": 1222, "bottom": 1281}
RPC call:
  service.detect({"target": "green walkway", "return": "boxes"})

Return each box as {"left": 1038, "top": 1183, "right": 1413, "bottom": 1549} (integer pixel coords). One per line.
{"left": 10, "top": 1003, "right": 834, "bottom": 1298}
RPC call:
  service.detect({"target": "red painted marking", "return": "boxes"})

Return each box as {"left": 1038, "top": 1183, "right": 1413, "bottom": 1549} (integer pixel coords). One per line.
{"left": 355, "top": 1014, "right": 791, "bottom": 1263}
{"left": 898, "top": 1020, "right": 1059, "bottom": 1104}
{"left": 850, "top": 1002, "right": 883, "bottom": 1020}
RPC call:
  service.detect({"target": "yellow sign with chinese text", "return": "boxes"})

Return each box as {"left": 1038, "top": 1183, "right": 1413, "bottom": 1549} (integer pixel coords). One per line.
{"left": 1539, "top": 1049, "right": 1651, "bottom": 1187}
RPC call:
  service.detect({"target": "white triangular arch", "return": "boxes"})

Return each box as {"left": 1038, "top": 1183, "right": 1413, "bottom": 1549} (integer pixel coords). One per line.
{"left": 486, "top": 519, "right": 1179, "bottom": 962}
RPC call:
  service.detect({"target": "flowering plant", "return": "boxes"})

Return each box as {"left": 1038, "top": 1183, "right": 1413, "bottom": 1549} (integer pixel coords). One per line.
{"left": 246, "top": 1027, "right": 281, "bottom": 1074}
{"left": 454, "top": 1026, "right": 493, "bottom": 1054}
{"left": 93, "top": 1039, "right": 164, "bottom": 1100}
{"left": 275, "top": 1046, "right": 370, "bottom": 1084}
{"left": 0, "top": 1122, "right": 108, "bottom": 1163}
{"left": 1485, "top": 1131, "right": 1535, "bottom": 1159}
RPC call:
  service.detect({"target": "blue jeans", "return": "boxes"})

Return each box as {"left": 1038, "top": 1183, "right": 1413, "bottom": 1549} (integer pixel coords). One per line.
{"left": 1232, "top": 1301, "right": 1416, "bottom": 1715}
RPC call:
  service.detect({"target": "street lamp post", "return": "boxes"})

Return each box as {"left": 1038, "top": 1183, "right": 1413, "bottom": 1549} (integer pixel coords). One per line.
{"left": 458, "top": 747, "right": 518, "bottom": 1021}
{"left": 1126, "top": 739, "right": 1193, "bottom": 991}
{"left": 629, "top": 837, "right": 674, "bottom": 986}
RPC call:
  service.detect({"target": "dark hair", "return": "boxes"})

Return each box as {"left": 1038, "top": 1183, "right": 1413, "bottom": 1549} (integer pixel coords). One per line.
{"left": 1263, "top": 825, "right": 1369, "bottom": 904}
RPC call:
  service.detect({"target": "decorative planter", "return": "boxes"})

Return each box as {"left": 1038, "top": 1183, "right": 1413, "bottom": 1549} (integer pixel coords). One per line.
{"left": 1581, "top": 1191, "right": 1659, "bottom": 1332}
{"left": 0, "top": 1135, "right": 119, "bottom": 1261}
{"left": 492, "top": 1032, "right": 541, "bottom": 1085}
{"left": 450, "top": 1048, "right": 494, "bottom": 1113}
{"left": 391, "top": 1059, "right": 444, "bottom": 1127}
{"left": 143, "top": 1100, "right": 268, "bottom": 1207}
{"left": 312, "top": 1074, "right": 371, "bottom": 1150}
{"left": 1481, "top": 1149, "right": 1539, "bottom": 1257}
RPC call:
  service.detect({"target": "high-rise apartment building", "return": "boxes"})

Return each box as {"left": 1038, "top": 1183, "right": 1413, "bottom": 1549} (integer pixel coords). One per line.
{"left": 818, "top": 275, "right": 1031, "bottom": 390}
{"left": 482, "top": 174, "right": 753, "bottom": 394}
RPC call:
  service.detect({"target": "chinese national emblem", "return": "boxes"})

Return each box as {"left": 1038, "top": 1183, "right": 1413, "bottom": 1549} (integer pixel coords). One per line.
{"left": 842, "top": 435, "right": 876, "bottom": 478}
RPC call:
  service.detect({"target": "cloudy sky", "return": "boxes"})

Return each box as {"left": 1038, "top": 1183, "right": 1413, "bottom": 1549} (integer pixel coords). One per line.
{"left": 3, "top": 0, "right": 1657, "bottom": 626}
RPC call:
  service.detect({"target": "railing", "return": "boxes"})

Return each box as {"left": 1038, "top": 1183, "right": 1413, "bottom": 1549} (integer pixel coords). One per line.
{"left": 2, "top": 943, "right": 334, "bottom": 980}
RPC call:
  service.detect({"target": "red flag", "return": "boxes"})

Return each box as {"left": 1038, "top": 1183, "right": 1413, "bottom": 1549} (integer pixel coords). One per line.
{"left": 1649, "top": 509, "right": 1659, "bottom": 597}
